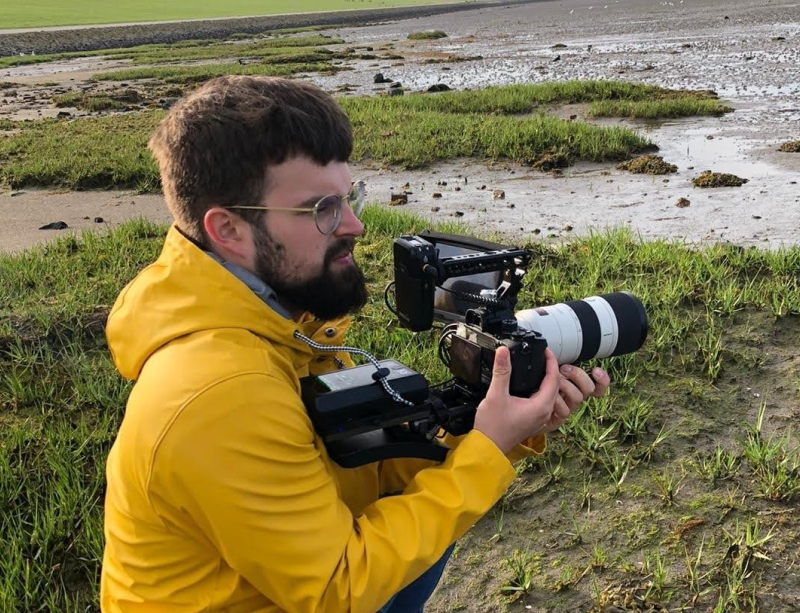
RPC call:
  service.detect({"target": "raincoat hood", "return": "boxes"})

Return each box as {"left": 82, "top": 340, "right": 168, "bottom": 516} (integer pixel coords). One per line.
{"left": 106, "top": 225, "right": 324, "bottom": 380}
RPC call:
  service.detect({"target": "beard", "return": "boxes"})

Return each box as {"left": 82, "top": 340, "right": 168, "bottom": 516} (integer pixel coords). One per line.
{"left": 252, "top": 224, "right": 368, "bottom": 321}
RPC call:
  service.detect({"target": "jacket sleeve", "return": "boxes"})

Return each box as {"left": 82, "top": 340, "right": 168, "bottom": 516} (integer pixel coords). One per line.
{"left": 379, "top": 432, "right": 546, "bottom": 494}
{"left": 150, "top": 373, "right": 515, "bottom": 613}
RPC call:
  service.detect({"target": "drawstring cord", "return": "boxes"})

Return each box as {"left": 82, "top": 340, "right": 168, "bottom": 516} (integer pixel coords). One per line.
{"left": 294, "top": 330, "right": 414, "bottom": 407}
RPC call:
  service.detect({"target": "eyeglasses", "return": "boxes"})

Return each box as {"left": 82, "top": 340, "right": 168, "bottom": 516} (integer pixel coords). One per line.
{"left": 225, "top": 180, "right": 366, "bottom": 236}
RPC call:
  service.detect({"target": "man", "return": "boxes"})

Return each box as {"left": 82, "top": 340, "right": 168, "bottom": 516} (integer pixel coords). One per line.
{"left": 101, "top": 75, "right": 609, "bottom": 613}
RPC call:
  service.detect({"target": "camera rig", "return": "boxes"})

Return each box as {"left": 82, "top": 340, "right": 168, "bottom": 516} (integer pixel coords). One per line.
{"left": 301, "top": 230, "right": 550, "bottom": 468}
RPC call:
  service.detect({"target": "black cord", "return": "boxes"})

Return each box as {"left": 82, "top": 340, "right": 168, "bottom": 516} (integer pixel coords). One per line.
{"left": 384, "top": 281, "right": 399, "bottom": 318}
{"left": 437, "top": 324, "right": 458, "bottom": 367}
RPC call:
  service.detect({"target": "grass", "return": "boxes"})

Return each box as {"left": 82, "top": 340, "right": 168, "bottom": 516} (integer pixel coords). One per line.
{"left": 407, "top": 30, "right": 449, "bottom": 40}
{"left": 1, "top": 81, "right": 706, "bottom": 190}
{"left": 587, "top": 98, "right": 733, "bottom": 119}
{"left": 0, "top": 33, "right": 340, "bottom": 69}
{"left": 93, "top": 60, "right": 342, "bottom": 85}
{"left": 3, "top": 206, "right": 800, "bottom": 611}
{"left": 0, "top": 0, "right": 466, "bottom": 29}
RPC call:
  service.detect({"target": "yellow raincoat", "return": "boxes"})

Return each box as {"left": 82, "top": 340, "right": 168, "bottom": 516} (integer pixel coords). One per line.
{"left": 101, "top": 226, "right": 544, "bottom": 613}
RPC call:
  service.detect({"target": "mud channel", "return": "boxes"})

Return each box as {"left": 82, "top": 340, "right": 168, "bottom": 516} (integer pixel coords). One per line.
{"left": 0, "top": 0, "right": 798, "bottom": 253}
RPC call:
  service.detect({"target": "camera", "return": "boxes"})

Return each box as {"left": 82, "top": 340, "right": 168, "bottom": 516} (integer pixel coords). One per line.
{"left": 300, "top": 230, "right": 648, "bottom": 467}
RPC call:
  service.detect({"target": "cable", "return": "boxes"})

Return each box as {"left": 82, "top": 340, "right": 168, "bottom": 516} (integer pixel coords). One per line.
{"left": 294, "top": 330, "right": 414, "bottom": 407}
{"left": 384, "top": 281, "right": 399, "bottom": 318}
{"left": 437, "top": 323, "right": 458, "bottom": 368}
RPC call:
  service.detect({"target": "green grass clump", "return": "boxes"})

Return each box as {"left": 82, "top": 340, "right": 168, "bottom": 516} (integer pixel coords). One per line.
{"left": 2, "top": 208, "right": 800, "bottom": 611}
{"left": 407, "top": 30, "right": 448, "bottom": 40}
{"left": 0, "top": 34, "right": 342, "bottom": 69}
{"left": 53, "top": 92, "right": 126, "bottom": 111}
{"left": 0, "top": 112, "right": 162, "bottom": 191}
{"left": 587, "top": 98, "right": 733, "bottom": 119}
{"left": 93, "top": 60, "right": 339, "bottom": 84}
{"left": 1, "top": 82, "right": 737, "bottom": 190}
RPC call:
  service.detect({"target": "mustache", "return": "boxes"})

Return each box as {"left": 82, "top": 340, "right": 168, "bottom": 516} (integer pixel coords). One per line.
{"left": 325, "top": 238, "right": 356, "bottom": 265}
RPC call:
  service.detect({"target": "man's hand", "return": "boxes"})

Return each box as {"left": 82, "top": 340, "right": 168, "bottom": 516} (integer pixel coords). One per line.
{"left": 540, "top": 364, "right": 610, "bottom": 433}
{"left": 473, "top": 346, "right": 561, "bottom": 455}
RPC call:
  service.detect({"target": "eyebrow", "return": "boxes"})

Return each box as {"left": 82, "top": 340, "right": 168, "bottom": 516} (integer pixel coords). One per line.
{"left": 297, "top": 195, "right": 327, "bottom": 209}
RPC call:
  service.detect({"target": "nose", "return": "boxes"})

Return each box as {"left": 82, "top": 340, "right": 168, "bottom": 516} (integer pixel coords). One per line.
{"left": 335, "top": 199, "right": 364, "bottom": 237}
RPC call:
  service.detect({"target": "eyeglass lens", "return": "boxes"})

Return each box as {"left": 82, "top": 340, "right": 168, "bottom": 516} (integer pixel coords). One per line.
{"left": 314, "top": 182, "right": 365, "bottom": 234}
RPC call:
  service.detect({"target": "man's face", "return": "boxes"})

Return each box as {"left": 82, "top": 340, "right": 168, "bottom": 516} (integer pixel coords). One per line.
{"left": 250, "top": 156, "right": 367, "bottom": 320}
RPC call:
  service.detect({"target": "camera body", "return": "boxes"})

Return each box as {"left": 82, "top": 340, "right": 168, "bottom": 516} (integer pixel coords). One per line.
{"left": 301, "top": 229, "right": 648, "bottom": 467}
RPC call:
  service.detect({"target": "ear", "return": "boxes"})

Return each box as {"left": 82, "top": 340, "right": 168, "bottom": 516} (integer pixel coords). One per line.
{"left": 203, "top": 207, "right": 254, "bottom": 266}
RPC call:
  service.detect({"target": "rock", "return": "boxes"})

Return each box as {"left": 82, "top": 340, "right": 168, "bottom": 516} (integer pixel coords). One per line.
{"left": 617, "top": 155, "right": 677, "bottom": 175}
{"left": 492, "top": 189, "right": 505, "bottom": 200}
{"left": 56, "top": 111, "right": 71, "bottom": 118}
{"left": 10, "top": 190, "right": 25, "bottom": 197}
{"left": 551, "top": 43, "right": 568, "bottom": 49}
{"left": 676, "top": 197, "right": 691, "bottom": 208}
{"left": 388, "top": 88, "right": 404, "bottom": 97}
{"left": 39, "top": 221, "right": 68, "bottom": 230}
{"left": 432, "top": 193, "right": 443, "bottom": 199}
{"left": 93, "top": 216, "right": 104, "bottom": 223}
{"left": 373, "top": 73, "right": 390, "bottom": 84}
{"left": 507, "top": 203, "right": 515, "bottom": 208}
{"left": 450, "top": 211, "right": 464, "bottom": 217}
{"left": 562, "top": 224, "right": 573, "bottom": 232}
{"left": 389, "top": 81, "right": 402, "bottom": 89}
{"left": 431, "top": 206, "right": 441, "bottom": 212}
{"left": 427, "top": 83, "right": 451, "bottom": 92}
{"left": 552, "top": 54, "right": 561, "bottom": 62}
{"left": 389, "top": 193, "right": 408, "bottom": 205}
{"left": 692, "top": 171, "right": 749, "bottom": 188}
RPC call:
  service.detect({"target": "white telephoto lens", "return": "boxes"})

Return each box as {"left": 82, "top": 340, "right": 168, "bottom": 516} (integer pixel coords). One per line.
{"left": 515, "top": 292, "right": 648, "bottom": 365}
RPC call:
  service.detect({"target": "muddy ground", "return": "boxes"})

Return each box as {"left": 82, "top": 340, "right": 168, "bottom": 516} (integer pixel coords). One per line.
{"left": 1, "top": 0, "right": 799, "bottom": 254}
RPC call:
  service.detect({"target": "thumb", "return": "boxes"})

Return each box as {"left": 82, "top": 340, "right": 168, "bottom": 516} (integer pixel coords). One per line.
{"left": 487, "top": 345, "right": 512, "bottom": 397}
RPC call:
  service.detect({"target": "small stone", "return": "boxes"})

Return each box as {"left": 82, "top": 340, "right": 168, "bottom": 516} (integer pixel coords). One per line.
{"left": 562, "top": 224, "right": 573, "bottom": 232}
{"left": 39, "top": 221, "right": 68, "bottom": 230}
{"left": 507, "top": 203, "right": 515, "bottom": 208}
{"left": 427, "top": 83, "right": 451, "bottom": 92}
{"left": 752, "top": 215, "right": 762, "bottom": 219}
{"left": 93, "top": 216, "right": 104, "bottom": 223}
{"left": 492, "top": 189, "right": 505, "bottom": 200}
{"left": 431, "top": 206, "right": 441, "bottom": 212}
{"left": 389, "top": 193, "right": 408, "bottom": 205}
{"left": 676, "top": 197, "right": 691, "bottom": 208}
{"left": 389, "top": 81, "right": 402, "bottom": 89}
{"left": 432, "top": 193, "right": 443, "bottom": 199}
{"left": 388, "top": 88, "right": 404, "bottom": 97}
{"left": 454, "top": 186, "right": 461, "bottom": 191}
{"left": 451, "top": 211, "right": 464, "bottom": 217}
{"left": 373, "top": 73, "right": 389, "bottom": 83}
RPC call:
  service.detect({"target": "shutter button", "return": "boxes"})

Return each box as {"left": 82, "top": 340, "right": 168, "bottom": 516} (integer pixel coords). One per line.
{"left": 324, "top": 327, "right": 337, "bottom": 338}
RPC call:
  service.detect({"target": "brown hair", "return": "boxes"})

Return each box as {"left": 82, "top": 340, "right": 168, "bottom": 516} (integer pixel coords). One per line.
{"left": 148, "top": 75, "right": 353, "bottom": 244}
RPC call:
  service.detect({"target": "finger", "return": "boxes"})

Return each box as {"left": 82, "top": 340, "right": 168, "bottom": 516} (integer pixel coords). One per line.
{"left": 558, "top": 376, "right": 584, "bottom": 413}
{"left": 485, "top": 345, "right": 512, "bottom": 401}
{"left": 534, "top": 348, "right": 561, "bottom": 403}
{"left": 553, "top": 393, "right": 571, "bottom": 422}
{"left": 559, "top": 364, "right": 596, "bottom": 399}
{"left": 589, "top": 368, "right": 611, "bottom": 398}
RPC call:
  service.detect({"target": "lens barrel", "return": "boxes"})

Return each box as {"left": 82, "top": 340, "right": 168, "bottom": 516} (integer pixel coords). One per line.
{"left": 514, "top": 292, "right": 648, "bottom": 365}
